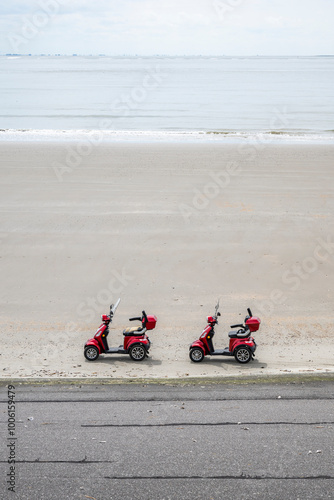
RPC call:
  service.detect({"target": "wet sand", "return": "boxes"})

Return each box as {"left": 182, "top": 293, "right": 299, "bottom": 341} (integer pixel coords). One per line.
{"left": 0, "top": 141, "right": 333, "bottom": 379}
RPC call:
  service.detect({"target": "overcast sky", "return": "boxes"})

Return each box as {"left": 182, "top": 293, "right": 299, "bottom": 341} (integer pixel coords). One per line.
{"left": 1, "top": 0, "right": 333, "bottom": 55}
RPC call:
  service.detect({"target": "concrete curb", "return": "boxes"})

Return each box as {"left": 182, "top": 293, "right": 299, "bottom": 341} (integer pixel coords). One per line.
{"left": 1, "top": 372, "right": 334, "bottom": 386}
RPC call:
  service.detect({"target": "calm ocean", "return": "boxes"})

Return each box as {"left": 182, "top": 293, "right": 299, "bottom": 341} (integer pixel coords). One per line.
{"left": 0, "top": 55, "right": 333, "bottom": 142}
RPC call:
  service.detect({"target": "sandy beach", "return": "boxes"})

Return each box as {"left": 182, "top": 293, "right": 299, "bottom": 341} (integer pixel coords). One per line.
{"left": 0, "top": 141, "right": 333, "bottom": 380}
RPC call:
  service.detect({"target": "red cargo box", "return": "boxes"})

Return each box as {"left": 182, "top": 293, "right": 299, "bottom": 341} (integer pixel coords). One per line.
{"left": 146, "top": 315, "right": 157, "bottom": 330}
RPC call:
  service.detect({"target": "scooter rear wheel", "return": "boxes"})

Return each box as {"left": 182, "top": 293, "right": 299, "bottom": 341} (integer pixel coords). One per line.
{"left": 84, "top": 346, "right": 99, "bottom": 361}
{"left": 189, "top": 347, "right": 204, "bottom": 363}
{"left": 234, "top": 346, "right": 252, "bottom": 364}
{"left": 129, "top": 344, "right": 146, "bottom": 361}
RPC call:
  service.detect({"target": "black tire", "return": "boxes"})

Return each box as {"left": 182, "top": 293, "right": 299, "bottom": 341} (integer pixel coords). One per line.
{"left": 234, "top": 346, "right": 252, "bottom": 364}
{"left": 84, "top": 345, "right": 99, "bottom": 361}
{"left": 129, "top": 344, "right": 146, "bottom": 361}
{"left": 189, "top": 347, "right": 204, "bottom": 363}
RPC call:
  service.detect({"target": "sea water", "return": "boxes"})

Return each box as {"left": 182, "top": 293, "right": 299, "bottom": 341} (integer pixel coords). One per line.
{"left": 0, "top": 55, "right": 333, "bottom": 142}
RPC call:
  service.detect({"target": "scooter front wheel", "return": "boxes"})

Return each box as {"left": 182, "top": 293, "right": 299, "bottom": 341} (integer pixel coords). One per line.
{"left": 234, "top": 346, "right": 252, "bottom": 364}
{"left": 84, "top": 346, "right": 99, "bottom": 361}
{"left": 129, "top": 344, "right": 146, "bottom": 361}
{"left": 189, "top": 347, "right": 204, "bottom": 363}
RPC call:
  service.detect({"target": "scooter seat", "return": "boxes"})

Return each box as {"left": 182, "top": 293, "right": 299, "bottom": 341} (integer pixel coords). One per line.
{"left": 123, "top": 326, "right": 146, "bottom": 336}
{"left": 228, "top": 329, "right": 250, "bottom": 339}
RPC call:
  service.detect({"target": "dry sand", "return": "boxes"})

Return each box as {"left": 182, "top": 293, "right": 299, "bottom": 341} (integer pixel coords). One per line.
{"left": 0, "top": 141, "right": 333, "bottom": 380}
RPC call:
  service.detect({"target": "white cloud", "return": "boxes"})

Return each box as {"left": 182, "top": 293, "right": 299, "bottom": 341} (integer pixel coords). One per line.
{"left": 1, "top": 0, "right": 333, "bottom": 55}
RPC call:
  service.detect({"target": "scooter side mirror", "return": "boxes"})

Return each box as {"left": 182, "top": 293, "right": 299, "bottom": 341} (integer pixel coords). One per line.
{"left": 217, "top": 312, "right": 221, "bottom": 316}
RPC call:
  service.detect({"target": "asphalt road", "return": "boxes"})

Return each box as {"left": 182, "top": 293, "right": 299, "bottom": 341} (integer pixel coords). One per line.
{"left": 1, "top": 380, "right": 334, "bottom": 500}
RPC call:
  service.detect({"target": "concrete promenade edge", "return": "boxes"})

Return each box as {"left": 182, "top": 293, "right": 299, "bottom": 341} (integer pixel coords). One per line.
{"left": 1, "top": 371, "right": 334, "bottom": 386}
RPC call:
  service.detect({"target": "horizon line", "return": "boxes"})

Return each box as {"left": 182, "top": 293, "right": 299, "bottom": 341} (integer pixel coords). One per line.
{"left": 2, "top": 53, "right": 334, "bottom": 58}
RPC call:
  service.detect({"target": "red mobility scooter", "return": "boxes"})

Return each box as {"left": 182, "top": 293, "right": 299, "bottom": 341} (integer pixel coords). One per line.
{"left": 189, "top": 302, "right": 260, "bottom": 364}
{"left": 84, "top": 299, "right": 157, "bottom": 362}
